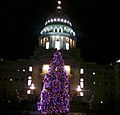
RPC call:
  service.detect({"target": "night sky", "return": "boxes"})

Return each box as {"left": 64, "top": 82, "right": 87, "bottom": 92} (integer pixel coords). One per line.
{"left": 0, "top": 0, "right": 119, "bottom": 64}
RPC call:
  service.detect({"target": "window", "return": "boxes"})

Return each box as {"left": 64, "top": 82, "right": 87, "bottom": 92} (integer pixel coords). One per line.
{"left": 28, "top": 76, "right": 32, "bottom": 86}
{"left": 17, "top": 69, "right": 20, "bottom": 72}
{"left": 64, "top": 19, "right": 67, "bottom": 23}
{"left": 23, "top": 69, "right": 25, "bottom": 72}
{"left": 55, "top": 40, "right": 60, "bottom": 50}
{"left": 99, "top": 82, "right": 102, "bottom": 85}
{"left": 64, "top": 65, "right": 70, "bottom": 75}
{"left": 51, "top": 19, "right": 53, "bottom": 22}
{"left": 40, "top": 39, "right": 42, "bottom": 45}
{"left": 54, "top": 18, "right": 56, "bottom": 21}
{"left": 101, "top": 101, "right": 103, "bottom": 103}
{"left": 28, "top": 80, "right": 32, "bottom": 86}
{"left": 28, "top": 76, "right": 32, "bottom": 80}
{"left": 66, "top": 43, "right": 69, "bottom": 50}
{"left": 27, "top": 90, "right": 31, "bottom": 94}
{"left": 73, "top": 41, "right": 75, "bottom": 47}
{"left": 57, "top": 18, "right": 60, "bottom": 21}
{"left": 10, "top": 79, "right": 13, "bottom": 82}
{"left": 80, "top": 78, "right": 84, "bottom": 88}
{"left": 61, "top": 19, "right": 63, "bottom": 22}
{"left": 80, "top": 92, "right": 84, "bottom": 96}
{"left": 80, "top": 78, "right": 84, "bottom": 82}
{"left": 48, "top": 20, "right": 50, "bottom": 23}
{"left": 42, "top": 64, "right": 49, "bottom": 74}
{"left": 80, "top": 68, "right": 84, "bottom": 74}
{"left": 46, "top": 42, "right": 49, "bottom": 49}
{"left": 29, "top": 66, "right": 32, "bottom": 72}
{"left": 80, "top": 81, "right": 84, "bottom": 88}
{"left": 55, "top": 28, "right": 57, "bottom": 32}
{"left": 59, "top": 28, "right": 63, "bottom": 33}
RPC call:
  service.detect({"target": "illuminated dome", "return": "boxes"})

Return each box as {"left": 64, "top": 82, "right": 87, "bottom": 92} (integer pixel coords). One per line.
{"left": 39, "top": 1, "right": 77, "bottom": 50}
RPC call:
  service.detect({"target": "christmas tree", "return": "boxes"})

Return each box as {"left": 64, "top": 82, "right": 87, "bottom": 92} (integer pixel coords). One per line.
{"left": 37, "top": 50, "right": 70, "bottom": 114}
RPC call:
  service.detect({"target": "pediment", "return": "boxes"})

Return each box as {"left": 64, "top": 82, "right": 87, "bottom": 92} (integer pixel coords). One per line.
{"left": 32, "top": 47, "right": 81, "bottom": 64}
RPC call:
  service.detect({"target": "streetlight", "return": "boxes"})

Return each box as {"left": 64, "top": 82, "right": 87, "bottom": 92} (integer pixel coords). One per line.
{"left": 76, "top": 85, "right": 81, "bottom": 96}
{"left": 30, "top": 83, "right": 35, "bottom": 90}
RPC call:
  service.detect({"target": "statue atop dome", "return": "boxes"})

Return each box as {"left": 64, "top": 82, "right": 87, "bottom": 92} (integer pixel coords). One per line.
{"left": 57, "top": 1, "right": 62, "bottom": 11}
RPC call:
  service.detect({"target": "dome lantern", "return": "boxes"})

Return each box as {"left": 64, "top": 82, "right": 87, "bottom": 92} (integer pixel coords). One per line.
{"left": 57, "top": 0, "right": 62, "bottom": 11}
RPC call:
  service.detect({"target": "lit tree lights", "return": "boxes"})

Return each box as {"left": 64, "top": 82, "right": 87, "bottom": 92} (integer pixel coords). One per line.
{"left": 37, "top": 50, "right": 70, "bottom": 114}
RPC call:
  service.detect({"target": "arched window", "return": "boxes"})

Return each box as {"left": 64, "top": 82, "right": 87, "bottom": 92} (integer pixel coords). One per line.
{"left": 54, "top": 28, "right": 57, "bottom": 32}
{"left": 59, "top": 28, "right": 63, "bottom": 33}
{"left": 64, "top": 27, "right": 67, "bottom": 33}
{"left": 49, "top": 27, "right": 53, "bottom": 32}
{"left": 59, "top": 29, "right": 61, "bottom": 33}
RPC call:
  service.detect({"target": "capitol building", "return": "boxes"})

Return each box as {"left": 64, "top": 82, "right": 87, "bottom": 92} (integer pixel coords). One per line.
{"left": 0, "top": 0, "right": 120, "bottom": 113}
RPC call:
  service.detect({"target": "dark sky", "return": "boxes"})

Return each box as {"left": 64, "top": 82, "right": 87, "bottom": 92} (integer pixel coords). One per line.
{"left": 0, "top": 0, "right": 119, "bottom": 64}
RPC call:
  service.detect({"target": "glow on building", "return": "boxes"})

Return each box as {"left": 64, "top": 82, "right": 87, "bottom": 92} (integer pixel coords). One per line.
{"left": 42, "top": 64, "right": 70, "bottom": 75}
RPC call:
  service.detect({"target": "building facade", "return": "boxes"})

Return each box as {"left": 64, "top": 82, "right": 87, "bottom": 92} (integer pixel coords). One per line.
{"left": 0, "top": 0, "right": 119, "bottom": 112}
